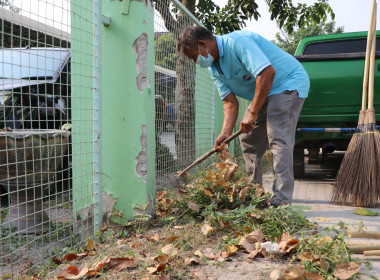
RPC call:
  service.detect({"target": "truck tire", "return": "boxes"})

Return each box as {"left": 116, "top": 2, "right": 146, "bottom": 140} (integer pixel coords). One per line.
{"left": 293, "top": 148, "right": 305, "bottom": 179}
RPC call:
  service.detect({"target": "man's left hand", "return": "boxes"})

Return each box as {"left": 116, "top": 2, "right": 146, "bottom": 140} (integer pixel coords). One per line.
{"left": 240, "top": 111, "right": 257, "bottom": 133}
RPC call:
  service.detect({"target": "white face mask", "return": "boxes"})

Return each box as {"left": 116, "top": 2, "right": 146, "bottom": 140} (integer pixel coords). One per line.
{"left": 196, "top": 45, "right": 214, "bottom": 68}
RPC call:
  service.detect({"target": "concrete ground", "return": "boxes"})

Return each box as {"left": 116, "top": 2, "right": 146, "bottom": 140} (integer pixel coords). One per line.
{"left": 263, "top": 151, "right": 380, "bottom": 278}
{"left": 189, "top": 152, "right": 380, "bottom": 279}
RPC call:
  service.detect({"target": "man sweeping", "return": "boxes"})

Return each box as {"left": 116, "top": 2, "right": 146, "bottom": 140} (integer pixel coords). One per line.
{"left": 177, "top": 26, "right": 310, "bottom": 207}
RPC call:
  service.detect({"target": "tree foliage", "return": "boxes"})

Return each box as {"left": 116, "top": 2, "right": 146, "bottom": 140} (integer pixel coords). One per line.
{"left": 155, "top": 33, "right": 177, "bottom": 70}
{"left": 195, "top": 0, "right": 335, "bottom": 35}
{"left": 0, "top": 0, "right": 20, "bottom": 13}
{"left": 273, "top": 21, "right": 344, "bottom": 54}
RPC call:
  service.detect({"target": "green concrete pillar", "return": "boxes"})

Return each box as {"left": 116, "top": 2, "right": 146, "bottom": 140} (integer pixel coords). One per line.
{"left": 101, "top": 0, "right": 156, "bottom": 224}
{"left": 71, "top": 2, "right": 95, "bottom": 220}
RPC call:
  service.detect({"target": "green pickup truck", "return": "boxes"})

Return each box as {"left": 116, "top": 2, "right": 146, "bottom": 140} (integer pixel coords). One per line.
{"left": 293, "top": 31, "right": 380, "bottom": 177}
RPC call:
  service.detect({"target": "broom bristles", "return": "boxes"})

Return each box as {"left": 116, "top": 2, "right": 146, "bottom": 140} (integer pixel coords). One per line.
{"left": 332, "top": 109, "right": 380, "bottom": 207}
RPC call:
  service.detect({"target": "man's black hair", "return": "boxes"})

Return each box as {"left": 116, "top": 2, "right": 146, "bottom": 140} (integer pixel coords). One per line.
{"left": 177, "top": 26, "right": 214, "bottom": 53}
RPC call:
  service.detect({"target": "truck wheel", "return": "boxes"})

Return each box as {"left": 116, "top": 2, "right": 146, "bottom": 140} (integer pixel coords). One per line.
{"left": 293, "top": 148, "right": 305, "bottom": 179}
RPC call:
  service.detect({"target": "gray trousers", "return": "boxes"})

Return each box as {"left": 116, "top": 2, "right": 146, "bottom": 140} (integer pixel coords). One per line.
{"left": 239, "top": 90, "right": 305, "bottom": 205}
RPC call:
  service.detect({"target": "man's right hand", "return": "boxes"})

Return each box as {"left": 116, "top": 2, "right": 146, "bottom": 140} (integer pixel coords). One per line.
{"left": 215, "top": 132, "right": 231, "bottom": 150}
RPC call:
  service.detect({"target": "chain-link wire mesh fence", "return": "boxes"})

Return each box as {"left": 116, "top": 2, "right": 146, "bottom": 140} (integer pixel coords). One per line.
{"left": 0, "top": 1, "right": 101, "bottom": 277}
{"left": 154, "top": 0, "right": 221, "bottom": 187}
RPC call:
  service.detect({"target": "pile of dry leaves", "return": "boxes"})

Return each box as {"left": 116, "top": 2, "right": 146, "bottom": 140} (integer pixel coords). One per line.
{"left": 35, "top": 152, "right": 364, "bottom": 279}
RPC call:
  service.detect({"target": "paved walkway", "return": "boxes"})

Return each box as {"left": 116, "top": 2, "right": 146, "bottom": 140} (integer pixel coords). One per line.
{"left": 263, "top": 152, "right": 380, "bottom": 278}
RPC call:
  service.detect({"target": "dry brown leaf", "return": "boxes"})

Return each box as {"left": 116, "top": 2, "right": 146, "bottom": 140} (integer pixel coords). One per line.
{"left": 221, "top": 251, "right": 229, "bottom": 259}
{"left": 61, "top": 253, "right": 89, "bottom": 262}
{"left": 131, "top": 242, "right": 143, "bottom": 249}
{"left": 88, "top": 256, "right": 110, "bottom": 276}
{"left": 187, "top": 200, "right": 200, "bottom": 213}
{"left": 147, "top": 263, "right": 167, "bottom": 274}
{"left": 320, "top": 258, "right": 330, "bottom": 271}
{"left": 278, "top": 233, "right": 299, "bottom": 254}
{"left": 238, "top": 230, "right": 265, "bottom": 253}
{"left": 333, "top": 262, "right": 360, "bottom": 280}
{"left": 298, "top": 251, "right": 315, "bottom": 262}
{"left": 216, "top": 162, "right": 227, "bottom": 171}
{"left": 163, "top": 236, "right": 179, "bottom": 245}
{"left": 184, "top": 257, "right": 201, "bottom": 266}
{"left": 156, "top": 191, "right": 167, "bottom": 201}
{"left": 224, "top": 245, "right": 238, "bottom": 257}
{"left": 238, "top": 237, "right": 256, "bottom": 253}
{"left": 247, "top": 211, "right": 263, "bottom": 220}
{"left": 176, "top": 186, "right": 188, "bottom": 194}
{"left": 220, "top": 159, "right": 239, "bottom": 181}
{"left": 228, "top": 184, "right": 236, "bottom": 203}
{"left": 52, "top": 256, "right": 63, "bottom": 265}
{"left": 203, "top": 248, "right": 221, "bottom": 260}
{"left": 106, "top": 257, "right": 136, "bottom": 272}
{"left": 223, "top": 166, "right": 236, "bottom": 181}
{"left": 219, "top": 145, "right": 232, "bottom": 159}
{"left": 247, "top": 249, "right": 261, "bottom": 259}
{"left": 254, "top": 187, "right": 264, "bottom": 198}
{"left": 270, "top": 269, "right": 284, "bottom": 280}
{"left": 205, "top": 169, "right": 217, "bottom": 181}
{"left": 116, "top": 239, "right": 127, "bottom": 246}
{"left": 194, "top": 250, "right": 203, "bottom": 258}
{"left": 161, "top": 244, "right": 178, "bottom": 257}
{"left": 283, "top": 265, "right": 305, "bottom": 280}
{"left": 239, "top": 187, "right": 248, "bottom": 203}
{"left": 201, "top": 223, "right": 215, "bottom": 236}
{"left": 218, "top": 218, "right": 231, "bottom": 229}
{"left": 154, "top": 254, "right": 170, "bottom": 264}
{"left": 305, "top": 272, "right": 323, "bottom": 280}
{"left": 214, "top": 179, "right": 230, "bottom": 189}
{"left": 56, "top": 264, "right": 89, "bottom": 280}
{"left": 146, "top": 233, "right": 160, "bottom": 242}
{"left": 201, "top": 189, "right": 213, "bottom": 197}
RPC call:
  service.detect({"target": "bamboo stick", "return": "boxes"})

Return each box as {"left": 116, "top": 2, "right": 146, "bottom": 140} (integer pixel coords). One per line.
{"left": 349, "top": 230, "right": 380, "bottom": 239}
{"left": 362, "top": 0, "right": 377, "bottom": 111}
{"left": 364, "top": 250, "right": 380, "bottom": 256}
{"left": 368, "top": 1, "right": 377, "bottom": 110}
{"left": 348, "top": 244, "right": 380, "bottom": 253}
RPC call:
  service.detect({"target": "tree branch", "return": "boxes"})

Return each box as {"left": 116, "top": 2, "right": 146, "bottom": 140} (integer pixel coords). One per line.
{"left": 155, "top": 0, "right": 180, "bottom": 38}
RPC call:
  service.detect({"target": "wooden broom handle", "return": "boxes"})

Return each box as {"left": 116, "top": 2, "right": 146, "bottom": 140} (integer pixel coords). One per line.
{"left": 368, "top": 1, "right": 377, "bottom": 110}
{"left": 362, "top": 0, "right": 377, "bottom": 111}
{"left": 178, "top": 129, "right": 242, "bottom": 176}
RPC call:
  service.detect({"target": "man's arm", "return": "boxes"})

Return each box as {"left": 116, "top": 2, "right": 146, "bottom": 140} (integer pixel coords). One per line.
{"left": 215, "top": 93, "right": 239, "bottom": 147}
{"left": 240, "top": 66, "right": 276, "bottom": 133}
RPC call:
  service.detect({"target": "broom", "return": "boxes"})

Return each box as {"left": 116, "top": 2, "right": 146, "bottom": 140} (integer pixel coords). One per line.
{"left": 331, "top": 0, "right": 378, "bottom": 206}
{"left": 360, "top": 9, "right": 380, "bottom": 207}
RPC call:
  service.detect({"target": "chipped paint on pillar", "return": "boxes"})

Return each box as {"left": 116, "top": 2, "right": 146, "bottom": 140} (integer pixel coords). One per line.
{"left": 132, "top": 0, "right": 151, "bottom": 6}
{"left": 133, "top": 34, "right": 150, "bottom": 93}
{"left": 135, "top": 125, "right": 147, "bottom": 182}
{"left": 102, "top": 0, "right": 155, "bottom": 224}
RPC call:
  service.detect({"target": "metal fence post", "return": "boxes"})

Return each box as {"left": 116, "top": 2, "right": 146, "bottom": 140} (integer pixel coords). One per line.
{"left": 93, "top": 0, "right": 103, "bottom": 233}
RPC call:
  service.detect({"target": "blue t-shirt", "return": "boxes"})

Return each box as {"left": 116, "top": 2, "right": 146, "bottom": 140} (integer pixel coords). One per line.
{"left": 208, "top": 31, "right": 310, "bottom": 100}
